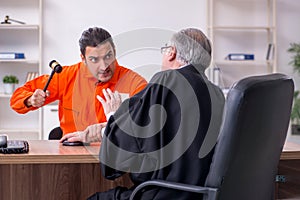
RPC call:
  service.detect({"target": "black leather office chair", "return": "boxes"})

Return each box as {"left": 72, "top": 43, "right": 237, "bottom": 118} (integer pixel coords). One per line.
{"left": 48, "top": 126, "right": 63, "bottom": 140}
{"left": 129, "top": 73, "right": 294, "bottom": 200}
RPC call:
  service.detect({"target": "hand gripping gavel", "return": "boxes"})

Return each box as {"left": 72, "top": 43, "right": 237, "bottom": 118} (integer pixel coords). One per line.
{"left": 43, "top": 60, "right": 63, "bottom": 92}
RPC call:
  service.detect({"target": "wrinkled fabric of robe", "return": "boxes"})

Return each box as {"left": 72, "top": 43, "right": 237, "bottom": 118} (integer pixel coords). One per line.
{"left": 89, "top": 64, "right": 225, "bottom": 200}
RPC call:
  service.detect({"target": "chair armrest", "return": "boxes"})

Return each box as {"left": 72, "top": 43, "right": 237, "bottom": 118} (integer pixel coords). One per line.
{"left": 130, "top": 180, "right": 218, "bottom": 200}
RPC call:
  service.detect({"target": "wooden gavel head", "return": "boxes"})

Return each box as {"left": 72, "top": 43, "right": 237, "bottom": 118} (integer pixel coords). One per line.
{"left": 49, "top": 60, "right": 62, "bottom": 73}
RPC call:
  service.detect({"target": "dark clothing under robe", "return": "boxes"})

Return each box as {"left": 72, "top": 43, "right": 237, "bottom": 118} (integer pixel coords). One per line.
{"left": 88, "top": 64, "right": 225, "bottom": 200}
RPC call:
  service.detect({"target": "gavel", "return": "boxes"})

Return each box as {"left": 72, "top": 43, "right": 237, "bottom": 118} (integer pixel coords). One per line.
{"left": 43, "top": 60, "right": 63, "bottom": 92}
{"left": 1, "top": 15, "right": 25, "bottom": 24}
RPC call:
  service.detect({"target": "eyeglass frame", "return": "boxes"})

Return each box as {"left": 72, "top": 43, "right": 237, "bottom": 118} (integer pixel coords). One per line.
{"left": 160, "top": 45, "right": 174, "bottom": 54}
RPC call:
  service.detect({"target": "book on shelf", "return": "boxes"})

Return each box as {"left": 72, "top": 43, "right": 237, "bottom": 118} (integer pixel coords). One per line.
{"left": 225, "top": 53, "right": 254, "bottom": 61}
{"left": 266, "top": 43, "right": 274, "bottom": 60}
{"left": 0, "top": 52, "right": 25, "bottom": 59}
{"left": 25, "top": 72, "right": 39, "bottom": 82}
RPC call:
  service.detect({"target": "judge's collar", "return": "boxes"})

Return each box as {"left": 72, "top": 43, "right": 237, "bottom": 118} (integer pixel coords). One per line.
{"left": 179, "top": 63, "right": 190, "bottom": 69}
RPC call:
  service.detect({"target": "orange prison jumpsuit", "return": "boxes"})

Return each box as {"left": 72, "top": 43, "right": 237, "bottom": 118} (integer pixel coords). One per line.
{"left": 10, "top": 61, "right": 147, "bottom": 135}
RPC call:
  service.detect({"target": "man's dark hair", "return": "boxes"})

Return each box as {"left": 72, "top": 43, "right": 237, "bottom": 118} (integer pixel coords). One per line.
{"left": 79, "top": 27, "right": 115, "bottom": 57}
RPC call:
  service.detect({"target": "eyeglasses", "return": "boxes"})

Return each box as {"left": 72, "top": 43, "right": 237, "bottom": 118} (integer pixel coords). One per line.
{"left": 160, "top": 45, "right": 173, "bottom": 54}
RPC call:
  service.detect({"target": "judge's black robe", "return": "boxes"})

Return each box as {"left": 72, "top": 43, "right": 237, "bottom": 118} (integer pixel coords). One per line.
{"left": 88, "top": 64, "right": 225, "bottom": 200}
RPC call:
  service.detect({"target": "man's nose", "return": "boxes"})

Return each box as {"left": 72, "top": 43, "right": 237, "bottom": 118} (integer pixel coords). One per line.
{"left": 98, "top": 59, "right": 109, "bottom": 70}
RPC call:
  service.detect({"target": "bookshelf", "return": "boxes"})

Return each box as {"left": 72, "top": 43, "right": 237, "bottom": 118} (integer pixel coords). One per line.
{"left": 207, "top": 0, "right": 277, "bottom": 88}
{"left": 0, "top": 0, "right": 43, "bottom": 140}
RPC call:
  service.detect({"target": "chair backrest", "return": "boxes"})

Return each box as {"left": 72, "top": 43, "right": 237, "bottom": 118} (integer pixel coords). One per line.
{"left": 205, "top": 73, "right": 294, "bottom": 200}
{"left": 48, "top": 126, "right": 63, "bottom": 140}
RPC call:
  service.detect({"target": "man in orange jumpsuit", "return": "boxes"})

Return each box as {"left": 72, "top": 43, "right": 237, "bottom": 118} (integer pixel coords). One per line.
{"left": 10, "top": 27, "right": 147, "bottom": 136}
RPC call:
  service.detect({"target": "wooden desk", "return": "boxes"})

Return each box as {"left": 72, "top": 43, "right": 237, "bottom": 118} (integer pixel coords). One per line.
{"left": 276, "top": 141, "right": 300, "bottom": 199}
{"left": 0, "top": 140, "right": 132, "bottom": 200}
{"left": 1, "top": 140, "right": 300, "bottom": 199}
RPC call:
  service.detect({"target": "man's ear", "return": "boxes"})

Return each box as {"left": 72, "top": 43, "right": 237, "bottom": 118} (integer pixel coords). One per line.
{"left": 168, "top": 51, "right": 176, "bottom": 62}
{"left": 80, "top": 54, "right": 84, "bottom": 61}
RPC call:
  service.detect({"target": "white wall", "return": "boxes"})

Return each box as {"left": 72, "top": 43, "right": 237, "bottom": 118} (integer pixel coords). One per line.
{"left": 41, "top": 0, "right": 300, "bottom": 142}
{"left": 41, "top": 0, "right": 300, "bottom": 82}
{"left": 42, "top": 0, "right": 207, "bottom": 80}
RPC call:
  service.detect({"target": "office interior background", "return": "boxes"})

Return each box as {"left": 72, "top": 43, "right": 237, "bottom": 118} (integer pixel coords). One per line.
{"left": 1, "top": 0, "right": 300, "bottom": 142}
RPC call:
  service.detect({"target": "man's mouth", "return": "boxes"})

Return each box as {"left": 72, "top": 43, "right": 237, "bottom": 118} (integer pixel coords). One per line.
{"left": 98, "top": 69, "right": 110, "bottom": 76}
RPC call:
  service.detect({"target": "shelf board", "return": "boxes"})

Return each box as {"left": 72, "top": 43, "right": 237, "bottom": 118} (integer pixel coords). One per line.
{"left": 214, "top": 60, "right": 273, "bottom": 66}
{"left": 0, "top": 93, "right": 12, "bottom": 98}
{"left": 0, "top": 129, "right": 40, "bottom": 134}
{"left": 0, "top": 24, "right": 39, "bottom": 30}
{"left": 208, "top": 26, "right": 275, "bottom": 31}
{"left": 0, "top": 59, "right": 39, "bottom": 64}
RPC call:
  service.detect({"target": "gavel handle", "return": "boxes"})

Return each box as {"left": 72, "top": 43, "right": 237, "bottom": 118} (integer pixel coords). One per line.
{"left": 43, "top": 70, "right": 55, "bottom": 92}
{"left": 8, "top": 18, "right": 26, "bottom": 24}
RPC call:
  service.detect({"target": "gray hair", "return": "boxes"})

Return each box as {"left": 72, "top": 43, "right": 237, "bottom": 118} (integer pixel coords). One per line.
{"left": 170, "top": 28, "right": 212, "bottom": 71}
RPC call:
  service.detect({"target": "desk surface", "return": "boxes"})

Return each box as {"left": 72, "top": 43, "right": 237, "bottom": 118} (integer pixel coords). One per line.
{"left": 0, "top": 140, "right": 100, "bottom": 164}
{"left": 1, "top": 140, "right": 300, "bottom": 164}
{"left": 282, "top": 141, "right": 300, "bottom": 160}
{"left": 1, "top": 140, "right": 299, "bottom": 199}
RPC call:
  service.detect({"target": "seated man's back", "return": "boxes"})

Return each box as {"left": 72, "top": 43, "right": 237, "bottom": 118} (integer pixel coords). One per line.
{"left": 90, "top": 28, "right": 225, "bottom": 200}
